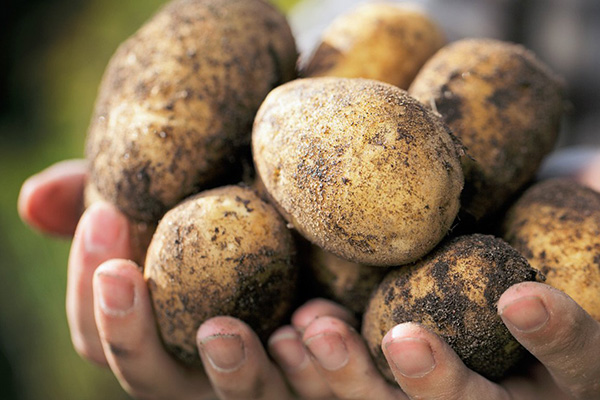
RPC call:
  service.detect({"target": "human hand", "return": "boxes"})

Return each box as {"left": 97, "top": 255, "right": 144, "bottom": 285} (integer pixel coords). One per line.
{"left": 17, "top": 160, "right": 314, "bottom": 399}
{"left": 273, "top": 283, "right": 599, "bottom": 400}
{"left": 19, "top": 158, "right": 600, "bottom": 400}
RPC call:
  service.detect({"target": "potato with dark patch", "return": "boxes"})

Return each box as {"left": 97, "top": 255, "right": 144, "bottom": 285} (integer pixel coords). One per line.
{"left": 302, "top": 2, "right": 445, "bottom": 89}
{"left": 502, "top": 178, "right": 600, "bottom": 321}
{"left": 86, "top": 0, "right": 297, "bottom": 223}
{"left": 409, "top": 38, "right": 565, "bottom": 222}
{"left": 362, "top": 234, "right": 542, "bottom": 381}
{"left": 252, "top": 77, "right": 464, "bottom": 267}
{"left": 306, "top": 245, "right": 389, "bottom": 316}
{"left": 144, "top": 185, "right": 297, "bottom": 365}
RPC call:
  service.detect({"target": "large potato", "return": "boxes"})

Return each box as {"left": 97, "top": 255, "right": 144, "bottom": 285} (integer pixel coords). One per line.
{"left": 252, "top": 77, "right": 464, "bottom": 267}
{"left": 144, "top": 185, "right": 298, "bottom": 365}
{"left": 362, "top": 234, "right": 541, "bottom": 382}
{"left": 502, "top": 178, "right": 600, "bottom": 321}
{"left": 86, "top": 0, "right": 297, "bottom": 222}
{"left": 409, "top": 38, "right": 565, "bottom": 222}
{"left": 302, "top": 2, "right": 445, "bottom": 89}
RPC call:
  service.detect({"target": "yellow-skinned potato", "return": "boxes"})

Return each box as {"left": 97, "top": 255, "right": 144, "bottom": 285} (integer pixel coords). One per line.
{"left": 502, "top": 178, "right": 600, "bottom": 321}
{"left": 144, "top": 185, "right": 298, "bottom": 365}
{"left": 302, "top": 2, "right": 446, "bottom": 89}
{"left": 362, "top": 234, "right": 541, "bottom": 382}
{"left": 252, "top": 77, "right": 464, "bottom": 267}
{"left": 86, "top": 0, "right": 297, "bottom": 223}
{"left": 409, "top": 38, "right": 565, "bottom": 222}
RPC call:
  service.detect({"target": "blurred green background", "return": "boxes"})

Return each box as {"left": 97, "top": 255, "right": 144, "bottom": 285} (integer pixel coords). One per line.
{"left": 0, "top": 0, "right": 299, "bottom": 398}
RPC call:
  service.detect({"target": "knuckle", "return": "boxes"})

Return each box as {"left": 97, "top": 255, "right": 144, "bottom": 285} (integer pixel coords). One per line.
{"left": 216, "top": 376, "right": 265, "bottom": 399}
{"left": 103, "top": 339, "right": 141, "bottom": 360}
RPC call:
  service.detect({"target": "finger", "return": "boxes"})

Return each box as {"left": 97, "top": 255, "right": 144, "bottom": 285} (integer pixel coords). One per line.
{"left": 498, "top": 282, "right": 600, "bottom": 399}
{"left": 93, "top": 259, "right": 213, "bottom": 400}
{"left": 382, "top": 322, "right": 511, "bottom": 400}
{"left": 303, "top": 316, "right": 405, "bottom": 400}
{"left": 292, "top": 298, "right": 358, "bottom": 331}
{"left": 197, "top": 316, "right": 294, "bottom": 400}
{"left": 66, "top": 202, "right": 131, "bottom": 365}
{"left": 18, "top": 159, "right": 88, "bottom": 237}
{"left": 575, "top": 152, "right": 600, "bottom": 192}
{"left": 268, "top": 325, "right": 334, "bottom": 398}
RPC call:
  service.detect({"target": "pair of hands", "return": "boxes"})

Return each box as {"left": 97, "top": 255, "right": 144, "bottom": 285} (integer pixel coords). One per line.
{"left": 18, "top": 159, "right": 600, "bottom": 400}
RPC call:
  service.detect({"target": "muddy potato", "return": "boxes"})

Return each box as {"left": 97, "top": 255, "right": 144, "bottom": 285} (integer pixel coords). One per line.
{"left": 307, "top": 245, "right": 389, "bottom": 316}
{"left": 252, "top": 77, "right": 464, "bottom": 267}
{"left": 86, "top": 0, "right": 297, "bottom": 223}
{"left": 362, "top": 234, "right": 541, "bottom": 382}
{"left": 502, "top": 178, "right": 600, "bottom": 321}
{"left": 302, "top": 2, "right": 445, "bottom": 89}
{"left": 144, "top": 185, "right": 297, "bottom": 364}
{"left": 409, "top": 38, "right": 565, "bottom": 222}
{"left": 83, "top": 182, "right": 156, "bottom": 265}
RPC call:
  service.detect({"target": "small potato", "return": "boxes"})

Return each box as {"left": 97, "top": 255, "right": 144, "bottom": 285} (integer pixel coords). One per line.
{"left": 502, "top": 178, "right": 600, "bottom": 321}
{"left": 302, "top": 2, "right": 445, "bottom": 89}
{"left": 86, "top": 0, "right": 297, "bottom": 222}
{"left": 409, "top": 38, "right": 565, "bottom": 222}
{"left": 252, "top": 77, "right": 464, "bottom": 267}
{"left": 362, "top": 234, "right": 541, "bottom": 382}
{"left": 306, "top": 245, "right": 388, "bottom": 316}
{"left": 144, "top": 185, "right": 298, "bottom": 365}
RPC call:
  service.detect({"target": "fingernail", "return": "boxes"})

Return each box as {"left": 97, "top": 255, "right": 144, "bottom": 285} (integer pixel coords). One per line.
{"left": 200, "top": 334, "right": 246, "bottom": 373}
{"left": 385, "top": 325, "right": 436, "bottom": 378}
{"left": 84, "top": 204, "right": 126, "bottom": 253}
{"left": 304, "top": 332, "right": 349, "bottom": 371}
{"left": 500, "top": 296, "right": 549, "bottom": 333}
{"left": 269, "top": 329, "right": 309, "bottom": 372}
{"left": 96, "top": 272, "right": 135, "bottom": 317}
{"left": 386, "top": 338, "right": 436, "bottom": 378}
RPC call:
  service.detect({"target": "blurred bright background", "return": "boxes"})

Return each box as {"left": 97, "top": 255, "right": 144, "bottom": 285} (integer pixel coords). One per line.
{"left": 1, "top": 0, "right": 598, "bottom": 399}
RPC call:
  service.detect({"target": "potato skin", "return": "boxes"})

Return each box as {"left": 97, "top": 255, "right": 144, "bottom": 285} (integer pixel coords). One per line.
{"left": 144, "top": 185, "right": 297, "bottom": 365}
{"left": 306, "top": 245, "right": 388, "bottom": 316}
{"left": 362, "top": 234, "right": 541, "bottom": 382}
{"left": 253, "top": 77, "right": 464, "bottom": 267}
{"left": 302, "top": 3, "right": 445, "bottom": 89}
{"left": 86, "top": 0, "right": 297, "bottom": 222}
{"left": 409, "top": 38, "right": 564, "bottom": 222}
{"left": 502, "top": 178, "right": 600, "bottom": 321}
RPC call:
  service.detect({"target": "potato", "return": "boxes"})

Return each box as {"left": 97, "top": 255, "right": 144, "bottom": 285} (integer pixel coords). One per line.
{"left": 253, "top": 77, "right": 464, "bottom": 267}
{"left": 144, "top": 185, "right": 298, "bottom": 364}
{"left": 86, "top": 0, "right": 297, "bottom": 223}
{"left": 502, "top": 178, "right": 600, "bottom": 321}
{"left": 409, "top": 38, "right": 565, "bottom": 222}
{"left": 362, "top": 234, "right": 541, "bottom": 382}
{"left": 302, "top": 2, "right": 445, "bottom": 89}
{"left": 306, "top": 245, "right": 388, "bottom": 316}
{"left": 83, "top": 182, "right": 156, "bottom": 265}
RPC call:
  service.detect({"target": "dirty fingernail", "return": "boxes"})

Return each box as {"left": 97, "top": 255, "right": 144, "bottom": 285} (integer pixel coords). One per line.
{"left": 304, "top": 332, "right": 349, "bottom": 371}
{"left": 200, "top": 334, "right": 246, "bottom": 373}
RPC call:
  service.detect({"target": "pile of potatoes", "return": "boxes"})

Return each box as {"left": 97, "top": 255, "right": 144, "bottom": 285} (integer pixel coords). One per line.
{"left": 84, "top": 0, "right": 600, "bottom": 381}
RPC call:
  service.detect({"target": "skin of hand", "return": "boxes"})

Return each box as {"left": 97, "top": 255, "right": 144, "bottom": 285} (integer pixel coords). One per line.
{"left": 18, "top": 156, "right": 600, "bottom": 400}
{"left": 284, "top": 284, "right": 600, "bottom": 400}
{"left": 576, "top": 152, "right": 600, "bottom": 192}
{"left": 18, "top": 160, "right": 308, "bottom": 400}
